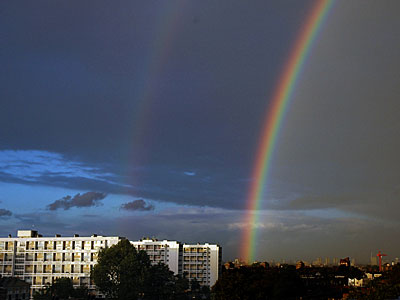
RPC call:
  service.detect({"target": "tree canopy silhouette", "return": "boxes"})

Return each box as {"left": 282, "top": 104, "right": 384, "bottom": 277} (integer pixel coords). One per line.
{"left": 91, "top": 239, "right": 191, "bottom": 300}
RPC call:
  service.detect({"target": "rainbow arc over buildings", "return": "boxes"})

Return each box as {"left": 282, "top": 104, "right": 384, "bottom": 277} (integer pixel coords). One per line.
{"left": 240, "top": 0, "right": 334, "bottom": 263}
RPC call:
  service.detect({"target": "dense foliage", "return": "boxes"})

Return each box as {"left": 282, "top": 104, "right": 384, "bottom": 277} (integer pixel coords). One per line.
{"left": 91, "top": 239, "right": 150, "bottom": 299}
{"left": 212, "top": 265, "right": 304, "bottom": 300}
{"left": 33, "top": 277, "right": 89, "bottom": 300}
{"left": 212, "top": 263, "right": 400, "bottom": 300}
{"left": 91, "top": 239, "right": 207, "bottom": 300}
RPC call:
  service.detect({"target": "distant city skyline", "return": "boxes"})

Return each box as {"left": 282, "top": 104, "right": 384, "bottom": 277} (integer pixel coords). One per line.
{"left": 1, "top": 1, "right": 400, "bottom": 263}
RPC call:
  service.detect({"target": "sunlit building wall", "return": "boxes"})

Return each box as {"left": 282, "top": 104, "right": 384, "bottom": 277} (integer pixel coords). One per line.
{"left": 182, "top": 243, "right": 221, "bottom": 287}
{"left": 131, "top": 239, "right": 181, "bottom": 275}
{"left": 132, "top": 239, "right": 222, "bottom": 287}
{"left": 0, "top": 230, "right": 122, "bottom": 297}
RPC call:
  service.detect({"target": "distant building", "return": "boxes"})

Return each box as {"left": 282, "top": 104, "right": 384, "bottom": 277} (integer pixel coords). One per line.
{"left": 233, "top": 258, "right": 246, "bottom": 267}
{"left": 312, "top": 257, "right": 322, "bottom": 266}
{"left": 348, "top": 277, "right": 364, "bottom": 287}
{"left": 340, "top": 257, "right": 350, "bottom": 267}
{"left": 324, "top": 257, "right": 330, "bottom": 266}
{"left": 296, "top": 261, "right": 305, "bottom": 270}
{"left": 351, "top": 258, "right": 356, "bottom": 266}
{"left": 224, "top": 262, "right": 234, "bottom": 270}
{"left": 0, "top": 277, "right": 30, "bottom": 300}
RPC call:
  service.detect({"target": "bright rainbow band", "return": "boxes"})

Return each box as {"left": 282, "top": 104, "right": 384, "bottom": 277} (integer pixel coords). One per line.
{"left": 240, "top": 0, "right": 334, "bottom": 263}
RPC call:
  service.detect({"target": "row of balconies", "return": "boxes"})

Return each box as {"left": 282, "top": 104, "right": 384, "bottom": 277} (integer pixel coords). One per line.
{"left": 182, "top": 261, "right": 207, "bottom": 264}
{"left": 183, "top": 268, "right": 210, "bottom": 272}
{"left": 2, "top": 246, "right": 101, "bottom": 252}
{"left": 1, "top": 259, "right": 97, "bottom": 264}
{"left": 1, "top": 253, "right": 97, "bottom": 262}
{"left": 14, "top": 249, "right": 102, "bottom": 253}
{"left": 183, "top": 253, "right": 206, "bottom": 257}
{"left": 1, "top": 240, "right": 108, "bottom": 250}
{"left": 183, "top": 268, "right": 207, "bottom": 272}
{"left": 11, "top": 271, "right": 91, "bottom": 275}
{"left": 183, "top": 249, "right": 209, "bottom": 253}
{"left": 10, "top": 261, "right": 97, "bottom": 265}
{"left": 183, "top": 257, "right": 206, "bottom": 261}
{"left": 1, "top": 264, "right": 94, "bottom": 273}
{"left": 143, "top": 250, "right": 167, "bottom": 255}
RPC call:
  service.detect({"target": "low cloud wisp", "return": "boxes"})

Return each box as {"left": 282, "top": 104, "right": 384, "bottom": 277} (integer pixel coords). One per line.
{"left": 121, "top": 199, "right": 155, "bottom": 211}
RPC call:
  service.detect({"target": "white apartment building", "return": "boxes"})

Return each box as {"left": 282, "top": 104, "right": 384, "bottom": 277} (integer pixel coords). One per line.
{"left": 132, "top": 239, "right": 222, "bottom": 287}
{"left": 0, "top": 230, "right": 222, "bottom": 297}
{"left": 182, "top": 243, "right": 221, "bottom": 287}
{"left": 0, "top": 230, "right": 122, "bottom": 297}
{"left": 131, "top": 239, "right": 181, "bottom": 275}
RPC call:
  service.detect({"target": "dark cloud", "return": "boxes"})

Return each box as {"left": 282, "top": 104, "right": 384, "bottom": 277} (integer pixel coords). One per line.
{"left": 0, "top": 150, "right": 248, "bottom": 209}
{"left": 121, "top": 199, "right": 154, "bottom": 211}
{"left": 47, "top": 192, "right": 107, "bottom": 211}
{"left": 0, "top": 209, "right": 12, "bottom": 217}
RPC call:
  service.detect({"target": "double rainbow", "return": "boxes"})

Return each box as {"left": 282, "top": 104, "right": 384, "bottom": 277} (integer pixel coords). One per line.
{"left": 240, "top": 0, "right": 334, "bottom": 263}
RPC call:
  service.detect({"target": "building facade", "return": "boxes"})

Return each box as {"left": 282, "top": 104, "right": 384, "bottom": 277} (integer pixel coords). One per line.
{"left": 131, "top": 239, "right": 181, "bottom": 275}
{"left": 0, "top": 231, "right": 221, "bottom": 297}
{"left": 182, "top": 243, "right": 221, "bottom": 287}
{"left": 0, "top": 230, "right": 122, "bottom": 297}
{"left": 132, "top": 239, "right": 222, "bottom": 287}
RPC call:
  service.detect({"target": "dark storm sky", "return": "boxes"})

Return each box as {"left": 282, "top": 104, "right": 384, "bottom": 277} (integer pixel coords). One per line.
{"left": 1, "top": 0, "right": 400, "bottom": 263}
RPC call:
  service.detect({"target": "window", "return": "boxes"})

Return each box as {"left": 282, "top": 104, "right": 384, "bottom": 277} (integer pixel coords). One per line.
{"left": 84, "top": 241, "right": 92, "bottom": 250}
{"left": 37, "top": 241, "right": 44, "bottom": 251}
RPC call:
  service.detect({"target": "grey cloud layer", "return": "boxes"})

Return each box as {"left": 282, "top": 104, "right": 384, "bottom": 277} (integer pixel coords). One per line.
{"left": 0, "top": 209, "right": 12, "bottom": 217}
{"left": 2, "top": 207, "right": 399, "bottom": 263}
{"left": 47, "top": 192, "right": 107, "bottom": 210}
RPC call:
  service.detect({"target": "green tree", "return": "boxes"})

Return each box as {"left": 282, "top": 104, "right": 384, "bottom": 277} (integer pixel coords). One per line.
{"left": 91, "top": 239, "right": 190, "bottom": 300}
{"left": 174, "top": 275, "right": 190, "bottom": 300}
{"left": 51, "top": 277, "right": 75, "bottom": 299}
{"left": 33, "top": 287, "right": 51, "bottom": 300}
{"left": 33, "top": 278, "right": 89, "bottom": 300}
{"left": 91, "top": 239, "right": 151, "bottom": 300}
{"left": 142, "top": 263, "right": 178, "bottom": 300}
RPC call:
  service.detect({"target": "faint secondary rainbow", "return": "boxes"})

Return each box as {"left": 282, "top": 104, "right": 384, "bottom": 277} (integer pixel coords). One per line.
{"left": 125, "top": 1, "right": 188, "bottom": 173}
{"left": 240, "top": 0, "right": 334, "bottom": 263}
